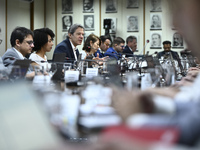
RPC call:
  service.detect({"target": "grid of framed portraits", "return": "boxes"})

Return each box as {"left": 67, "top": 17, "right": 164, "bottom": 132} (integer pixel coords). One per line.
{"left": 149, "top": 0, "right": 162, "bottom": 49}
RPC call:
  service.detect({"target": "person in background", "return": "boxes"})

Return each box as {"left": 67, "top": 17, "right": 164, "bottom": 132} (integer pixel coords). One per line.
{"left": 2, "top": 27, "right": 34, "bottom": 67}
{"left": 104, "top": 37, "right": 125, "bottom": 60}
{"left": 157, "top": 41, "right": 180, "bottom": 60}
{"left": 54, "top": 24, "right": 84, "bottom": 63}
{"left": 29, "top": 28, "right": 55, "bottom": 65}
{"left": 94, "top": 35, "right": 111, "bottom": 58}
{"left": 123, "top": 36, "right": 137, "bottom": 57}
{"left": 81, "top": 33, "right": 100, "bottom": 59}
{"left": 109, "top": 0, "right": 200, "bottom": 147}
{"left": 81, "top": 33, "right": 106, "bottom": 66}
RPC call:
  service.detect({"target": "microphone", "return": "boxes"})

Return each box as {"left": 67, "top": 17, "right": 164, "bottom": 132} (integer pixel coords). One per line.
{"left": 141, "top": 39, "right": 150, "bottom": 55}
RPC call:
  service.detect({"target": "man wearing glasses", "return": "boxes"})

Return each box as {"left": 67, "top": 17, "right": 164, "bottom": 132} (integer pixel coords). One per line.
{"left": 104, "top": 37, "right": 125, "bottom": 60}
{"left": 2, "top": 27, "right": 34, "bottom": 67}
{"left": 95, "top": 35, "right": 111, "bottom": 58}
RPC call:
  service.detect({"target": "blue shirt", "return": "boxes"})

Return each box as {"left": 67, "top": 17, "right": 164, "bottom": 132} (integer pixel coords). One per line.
{"left": 94, "top": 49, "right": 104, "bottom": 58}
{"left": 104, "top": 47, "right": 121, "bottom": 60}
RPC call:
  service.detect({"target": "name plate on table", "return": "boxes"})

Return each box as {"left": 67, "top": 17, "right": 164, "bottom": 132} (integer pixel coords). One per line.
{"left": 64, "top": 71, "right": 79, "bottom": 83}
{"left": 86, "top": 68, "right": 98, "bottom": 78}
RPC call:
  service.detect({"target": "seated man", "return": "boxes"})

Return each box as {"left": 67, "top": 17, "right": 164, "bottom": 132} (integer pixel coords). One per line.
{"left": 2, "top": 27, "right": 34, "bottom": 67}
{"left": 123, "top": 36, "right": 137, "bottom": 57}
{"left": 157, "top": 41, "right": 180, "bottom": 60}
{"left": 54, "top": 24, "right": 84, "bottom": 62}
{"left": 104, "top": 37, "right": 125, "bottom": 60}
{"left": 94, "top": 35, "right": 111, "bottom": 58}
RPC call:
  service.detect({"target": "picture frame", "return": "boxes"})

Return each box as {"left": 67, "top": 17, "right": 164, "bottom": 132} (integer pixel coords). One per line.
{"left": 83, "top": 0, "right": 94, "bottom": 13}
{"left": 62, "top": 15, "right": 73, "bottom": 31}
{"left": 127, "top": 16, "right": 139, "bottom": 32}
{"left": 126, "top": 0, "right": 139, "bottom": 8}
{"left": 84, "top": 15, "right": 94, "bottom": 31}
{"left": 62, "top": 0, "right": 73, "bottom": 14}
{"left": 172, "top": 32, "right": 184, "bottom": 48}
{"left": 150, "top": 13, "right": 162, "bottom": 30}
{"left": 150, "top": 31, "right": 162, "bottom": 49}
{"left": 105, "top": 0, "right": 117, "bottom": 13}
{"left": 150, "top": 0, "right": 162, "bottom": 12}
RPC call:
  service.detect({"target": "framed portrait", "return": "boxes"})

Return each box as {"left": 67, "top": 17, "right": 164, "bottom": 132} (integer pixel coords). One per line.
{"left": 150, "top": 0, "right": 162, "bottom": 12}
{"left": 84, "top": 15, "right": 94, "bottom": 31}
{"left": 62, "top": 33, "right": 68, "bottom": 40}
{"left": 106, "top": 0, "right": 117, "bottom": 13}
{"left": 83, "top": 0, "right": 94, "bottom": 13}
{"left": 150, "top": 13, "right": 162, "bottom": 30}
{"left": 150, "top": 31, "right": 162, "bottom": 49}
{"left": 126, "top": 0, "right": 139, "bottom": 8}
{"left": 62, "top": 0, "right": 73, "bottom": 14}
{"left": 172, "top": 32, "right": 184, "bottom": 48}
{"left": 62, "top": 15, "right": 73, "bottom": 31}
{"left": 84, "top": 32, "right": 94, "bottom": 42}
{"left": 127, "top": 16, "right": 139, "bottom": 32}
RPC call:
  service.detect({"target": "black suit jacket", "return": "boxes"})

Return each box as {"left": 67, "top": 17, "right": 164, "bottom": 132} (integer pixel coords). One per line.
{"left": 123, "top": 46, "right": 134, "bottom": 57}
{"left": 54, "top": 38, "right": 79, "bottom": 62}
{"left": 157, "top": 50, "right": 180, "bottom": 60}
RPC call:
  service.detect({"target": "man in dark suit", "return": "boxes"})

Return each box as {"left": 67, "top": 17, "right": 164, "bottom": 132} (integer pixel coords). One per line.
{"left": 123, "top": 36, "right": 137, "bottom": 57}
{"left": 95, "top": 35, "right": 111, "bottom": 58}
{"left": 54, "top": 24, "right": 84, "bottom": 63}
{"left": 157, "top": 41, "right": 180, "bottom": 60}
{"left": 2, "top": 27, "right": 34, "bottom": 67}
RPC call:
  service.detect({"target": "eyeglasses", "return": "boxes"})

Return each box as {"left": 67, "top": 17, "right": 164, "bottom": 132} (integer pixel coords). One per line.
{"left": 25, "top": 40, "right": 34, "bottom": 46}
{"left": 121, "top": 46, "right": 125, "bottom": 48}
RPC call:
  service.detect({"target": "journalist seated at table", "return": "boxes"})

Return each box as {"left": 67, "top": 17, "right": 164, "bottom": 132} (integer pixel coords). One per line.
{"left": 123, "top": 36, "right": 137, "bottom": 57}
{"left": 81, "top": 33, "right": 107, "bottom": 66}
{"left": 2, "top": 27, "right": 34, "bottom": 67}
{"left": 54, "top": 24, "right": 85, "bottom": 63}
{"left": 104, "top": 37, "right": 125, "bottom": 60}
{"left": 94, "top": 35, "right": 111, "bottom": 58}
{"left": 157, "top": 41, "right": 180, "bottom": 60}
{"left": 29, "top": 28, "right": 55, "bottom": 66}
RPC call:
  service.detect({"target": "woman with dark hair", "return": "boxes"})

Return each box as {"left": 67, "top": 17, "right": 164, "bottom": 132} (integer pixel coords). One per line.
{"left": 81, "top": 33, "right": 107, "bottom": 66}
{"left": 29, "top": 28, "right": 55, "bottom": 64}
{"left": 82, "top": 33, "right": 100, "bottom": 59}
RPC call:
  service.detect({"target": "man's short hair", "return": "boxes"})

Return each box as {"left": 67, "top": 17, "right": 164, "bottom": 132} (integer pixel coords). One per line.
{"left": 162, "top": 40, "right": 171, "bottom": 45}
{"left": 68, "top": 24, "right": 84, "bottom": 35}
{"left": 100, "top": 35, "right": 111, "bottom": 43}
{"left": 112, "top": 37, "right": 125, "bottom": 46}
{"left": 10, "top": 27, "right": 33, "bottom": 47}
{"left": 126, "top": 36, "right": 137, "bottom": 44}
